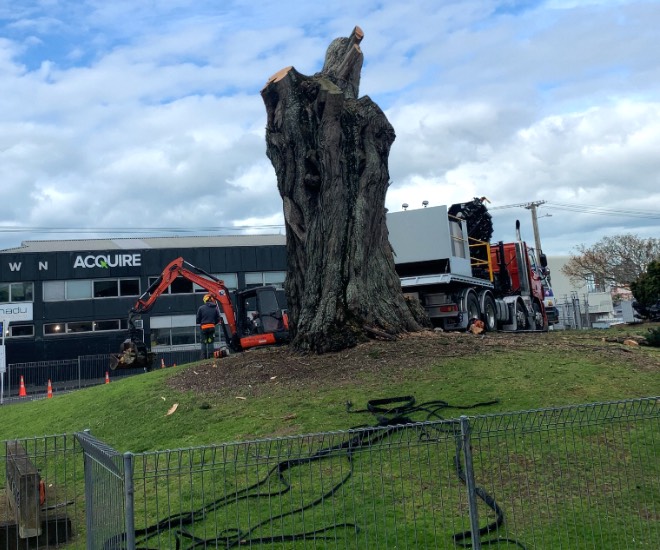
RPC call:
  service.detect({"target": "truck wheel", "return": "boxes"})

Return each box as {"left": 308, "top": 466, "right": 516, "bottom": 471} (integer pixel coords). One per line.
{"left": 532, "top": 302, "right": 547, "bottom": 331}
{"left": 466, "top": 292, "right": 481, "bottom": 324}
{"left": 515, "top": 300, "right": 529, "bottom": 331}
{"left": 482, "top": 294, "right": 497, "bottom": 332}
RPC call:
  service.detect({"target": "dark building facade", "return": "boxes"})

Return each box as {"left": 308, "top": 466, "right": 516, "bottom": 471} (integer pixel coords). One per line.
{"left": 0, "top": 235, "right": 287, "bottom": 365}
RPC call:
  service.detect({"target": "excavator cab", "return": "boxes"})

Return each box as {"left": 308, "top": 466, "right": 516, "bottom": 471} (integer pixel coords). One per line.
{"left": 233, "top": 286, "right": 289, "bottom": 350}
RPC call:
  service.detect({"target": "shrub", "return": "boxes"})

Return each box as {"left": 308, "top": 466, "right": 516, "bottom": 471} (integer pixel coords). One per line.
{"left": 644, "top": 326, "right": 660, "bottom": 347}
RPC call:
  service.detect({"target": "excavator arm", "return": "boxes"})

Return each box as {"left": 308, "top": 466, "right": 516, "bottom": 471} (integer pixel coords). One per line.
{"left": 110, "top": 257, "right": 239, "bottom": 371}
{"left": 128, "top": 257, "right": 238, "bottom": 335}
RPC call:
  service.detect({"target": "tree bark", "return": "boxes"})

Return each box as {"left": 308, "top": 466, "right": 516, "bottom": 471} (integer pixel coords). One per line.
{"left": 261, "top": 26, "right": 422, "bottom": 353}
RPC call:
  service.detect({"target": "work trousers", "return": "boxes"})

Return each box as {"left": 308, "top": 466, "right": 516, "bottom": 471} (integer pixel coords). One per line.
{"left": 200, "top": 327, "right": 215, "bottom": 359}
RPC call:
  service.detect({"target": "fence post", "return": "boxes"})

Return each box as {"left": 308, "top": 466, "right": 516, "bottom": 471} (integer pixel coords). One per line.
{"left": 460, "top": 415, "right": 482, "bottom": 550}
{"left": 123, "top": 452, "right": 136, "bottom": 550}
{"left": 80, "top": 429, "right": 94, "bottom": 550}
{"left": 6, "top": 364, "right": 11, "bottom": 401}
{"left": 77, "top": 357, "right": 82, "bottom": 389}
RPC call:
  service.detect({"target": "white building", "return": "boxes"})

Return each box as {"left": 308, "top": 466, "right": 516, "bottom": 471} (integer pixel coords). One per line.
{"left": 546, "top": 256, "right": 615, "bottom": 329}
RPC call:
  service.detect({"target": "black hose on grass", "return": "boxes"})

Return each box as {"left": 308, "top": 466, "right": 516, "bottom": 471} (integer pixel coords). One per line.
{"left": 348, "top": 396, "right": 526, "bottom": 548}
{"left": 123, "top": 396, "right": 526, "bottom": 549}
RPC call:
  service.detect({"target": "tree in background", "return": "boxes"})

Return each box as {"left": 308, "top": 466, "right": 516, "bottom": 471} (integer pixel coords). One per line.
{"left": 630, "top": 260, "right": 660, "bottom": 308}
{"left": 561, "top": 234, "right": 660, "bottom": 290}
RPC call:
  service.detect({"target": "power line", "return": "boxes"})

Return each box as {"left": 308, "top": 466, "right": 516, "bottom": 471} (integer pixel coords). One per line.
{"left": 0, "top": 225, "right": 286, "bottom": 235}
{"left": 545, "top": 202, "right": 660, "bottom": 219}
{"left": 490, "top": 201, "right": 544, "bottom": 210}
{"left": 490, "top": 201, "right": 660, "bottom": 220}
{"left": 1, "top": 200, "right": 658, "bottom": 238}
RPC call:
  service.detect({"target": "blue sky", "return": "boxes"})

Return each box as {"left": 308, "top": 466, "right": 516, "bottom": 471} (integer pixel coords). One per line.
{"left": 1, "top": 0, "right": 659, "bottom": 254}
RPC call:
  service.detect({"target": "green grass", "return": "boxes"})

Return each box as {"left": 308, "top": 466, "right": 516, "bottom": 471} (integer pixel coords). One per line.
{"left": 0, "top": 327, "right": 658, "bottom": 448}
{"left": 0, "top": 327, "right": 658, "bottom": 549}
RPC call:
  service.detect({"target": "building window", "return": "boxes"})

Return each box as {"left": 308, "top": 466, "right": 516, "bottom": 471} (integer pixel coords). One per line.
{"left": 67, "top": 321, "right": 94, "bottom": 333}
{"left": 120, "top": 279, "right": 140, "bottom": 296}
{"left": 94, "top": 280, "right": 119, "bottom": 298}
{"left": 150, "top": 327, "right": 198, "bottom": 348}
{"left": 193, "top": 273, "right": 238, "bottom": 292}
{"left": 171, "top": 276, "right": 194, "bottom": 294}
{"left": 171, "top": 326, "right": 197, "bottom": 346}
{"left": 148, "top": 276, "right": 195, "bottom": 294}
{"left": 95, "top": 320, "right": 121, "bottom": 331}
{"left": 43, "top": 281, "right": 65, "bottom": 301}
{"left": 150, "top": 328, "right": 172, "bottom": 347}
{"left": 585, "top": 273, "right": 597, "bottom": 293}
{"left": 7, "top": 324, "right": 34, "bottom": 338}
{"left": 44, "top": 323, "right": 65, "bottom": 335}
{"left": 264, "top": 272, "right": 286, "bottom": 288}
{"left": 147, "top": 273, "right": 239, "bottom": 295}
{"left": 147, "top": 277, "right": 162, "bottom": 291}
{"left": 150, "top": 314, "right": 226, "bottom": 349}
{"left": 43, "top": 278, "right": 140, "bottom": 301}
{"left": 44, "top": 319, "right": 127, "bottom": 336}
{"left": 68, "top": 280, "right": 93, "bottom": 300}
{"left": 0, "top": 282, "right": 34, "bottom": 302}
{"left": 245, "top": 271, "right": 286, "bottom": 289}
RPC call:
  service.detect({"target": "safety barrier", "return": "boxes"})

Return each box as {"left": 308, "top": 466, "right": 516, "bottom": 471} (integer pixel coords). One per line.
{"left": 0, "top": 434, "right": 83, "bottom": 548}
{"left": 75, "top": 431, "right": 135, "bottom": 550}
{"left": 1, "top": 348, "right": 202, "bottom": 402}
{"left": 1, "top": 397, "right": 658, "bottom": 549}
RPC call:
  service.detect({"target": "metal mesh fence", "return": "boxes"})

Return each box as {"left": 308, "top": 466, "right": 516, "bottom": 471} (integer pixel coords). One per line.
{"left": 125, "top": 398, "right": 658, "bottom": 549}
{"left": 129, "top": 422, "right": 471, "bottom": 549}
{"left": 1, "top": 398, "right": 657, "bottom": 549}
{"left": 75, "top": 431, "right": 134, "bottom": 550}
{"left": 467, "top": 398, "right": 659, "bottom": 549}
{"left": 3, "top": 356, "right": 138, "bottom": 402}
{"left": 2, "top": 348, "right": 203, "bottom": 402}
{"left": 0, "top": 434, "right": 84, "bottom": 549}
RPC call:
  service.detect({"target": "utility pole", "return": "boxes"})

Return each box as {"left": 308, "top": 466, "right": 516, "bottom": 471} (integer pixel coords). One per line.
{"left": 525, "top": 200, "right": 546, "bottom": 263}
{"left": 489, "top": 199, "right": 548, "bottom": 262}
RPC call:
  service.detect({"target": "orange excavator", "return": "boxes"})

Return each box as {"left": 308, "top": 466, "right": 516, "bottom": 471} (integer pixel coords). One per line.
{"left": 109, "top": 257, "right": 289, "bottom": 371}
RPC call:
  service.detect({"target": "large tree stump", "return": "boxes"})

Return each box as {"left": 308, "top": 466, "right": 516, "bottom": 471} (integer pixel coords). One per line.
{"left": 261, "top": 26, "right": 422, "bottom": 353}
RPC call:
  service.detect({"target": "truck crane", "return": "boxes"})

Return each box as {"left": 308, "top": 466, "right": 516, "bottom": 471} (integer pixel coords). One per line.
{"left": 109, "top": 257, "right": 289, "bottom": 371}
{"left": 388, "top": 198, "right": 554, "bottom": 332}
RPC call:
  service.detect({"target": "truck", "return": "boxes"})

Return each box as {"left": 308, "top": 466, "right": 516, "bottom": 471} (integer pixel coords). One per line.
{"left": 110, "top": 257, "right": 289, "bottom": 371}
{"left": 387, "top": 198, "right": 553, "bottom": 332}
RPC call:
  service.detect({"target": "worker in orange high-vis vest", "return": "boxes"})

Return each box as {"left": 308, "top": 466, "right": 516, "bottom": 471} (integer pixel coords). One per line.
{"left": 197, "top": 294, "right": 221, "bottom": 359}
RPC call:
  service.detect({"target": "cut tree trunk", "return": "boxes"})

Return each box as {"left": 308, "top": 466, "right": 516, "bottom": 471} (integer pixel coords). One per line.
{"left": 261, "top": 26, "right": 422, "bottom": 353}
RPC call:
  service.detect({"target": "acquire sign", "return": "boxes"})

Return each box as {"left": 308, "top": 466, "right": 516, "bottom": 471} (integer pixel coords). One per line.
{"left": 73, "top": 253, "right": 142, "bottom": 269}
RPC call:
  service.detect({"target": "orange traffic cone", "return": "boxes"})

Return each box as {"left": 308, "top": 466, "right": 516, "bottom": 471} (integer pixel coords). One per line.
{"left": 19, "top": 375, "right": 27, "bottom": 397}
{"left": 105, "top": 371, "right": 110, "bottom": 384}
{"left": 161, "top": 358, "right": 165, "bottom": 369}
{"left": 47, "top": 380, "right": 53, "bottom": 399}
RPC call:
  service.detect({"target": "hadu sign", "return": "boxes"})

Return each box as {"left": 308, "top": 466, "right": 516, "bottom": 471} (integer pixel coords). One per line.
{"left": 0, "top": 303, "right": 33, "bottom": 322}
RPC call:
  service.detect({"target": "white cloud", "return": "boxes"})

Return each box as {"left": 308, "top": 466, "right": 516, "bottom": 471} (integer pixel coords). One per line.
{"left": 0, "top": 0, "right": 659, "bottom": 254}
{"left": 386, "top": 97, "right": 660, "bottom": 252}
